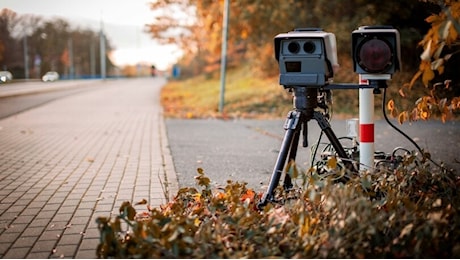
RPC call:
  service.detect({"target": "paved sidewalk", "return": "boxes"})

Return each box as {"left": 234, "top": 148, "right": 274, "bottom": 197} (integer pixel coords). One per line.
{"left": 0, "top": 78, "right": 178, "bottom": 258}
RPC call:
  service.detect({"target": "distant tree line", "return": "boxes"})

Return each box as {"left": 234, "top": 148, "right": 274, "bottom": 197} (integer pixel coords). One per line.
{"left": 0, "top": 8, "right": 115, "bottom": 79}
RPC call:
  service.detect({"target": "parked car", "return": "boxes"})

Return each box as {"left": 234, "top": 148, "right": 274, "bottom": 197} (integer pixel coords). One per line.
{"left": 0, "top": 71, "right": 13, "bottom": 83}
{"left": 42, "top": 71, "right": 59, "bottom": 82}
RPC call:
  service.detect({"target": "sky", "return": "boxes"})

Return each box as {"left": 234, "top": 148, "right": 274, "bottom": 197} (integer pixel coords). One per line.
{"left": 0, "top": 0, "right": 183, "bottom": 70}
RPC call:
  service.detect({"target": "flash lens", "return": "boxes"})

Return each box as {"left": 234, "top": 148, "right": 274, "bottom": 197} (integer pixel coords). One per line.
{"left": 287, "top": 41, "right": 300, "bottom": 54}
{"left": 303, "top": 41, "right": 316, "bottom": 53}
{"left": 358, "top": 38, "right": 392, "bottom": 72}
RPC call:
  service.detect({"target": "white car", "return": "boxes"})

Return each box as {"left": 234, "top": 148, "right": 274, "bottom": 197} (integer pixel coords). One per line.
{"left": 0, "top": 71, "right": 13, "bottom": 83}
{"left": 42, "top": 71, "right": 59, "bottom": 82}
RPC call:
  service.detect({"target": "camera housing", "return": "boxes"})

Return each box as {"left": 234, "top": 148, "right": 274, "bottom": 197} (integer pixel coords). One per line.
{"left": 274, "top": 28, "right": 338, "bottom": 87}
{"left": 352, "top": 26, "right": 401, "bottom": 80}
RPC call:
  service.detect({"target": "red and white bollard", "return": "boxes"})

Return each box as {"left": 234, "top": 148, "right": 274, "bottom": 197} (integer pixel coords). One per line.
{"left": 359, "top": 75, "right": 374, "bottom": 171}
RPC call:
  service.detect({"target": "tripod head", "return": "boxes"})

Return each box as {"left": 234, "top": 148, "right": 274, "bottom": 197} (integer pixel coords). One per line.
{"left": 287, "top": 86, "right": 332, "bottom": 121}
{"left": 291, "top": 87, "right": 318, "bottom": 118}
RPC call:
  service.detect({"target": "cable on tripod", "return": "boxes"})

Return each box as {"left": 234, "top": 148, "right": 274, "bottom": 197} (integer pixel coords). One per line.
{"left": 382, "top": 88, "right": 444, "bottom": 169}
{"left": 309, "top": 91, "right": 334, "bottom": 170}
{"left": 310, "top": 131, "right": 324, "bottom": 169}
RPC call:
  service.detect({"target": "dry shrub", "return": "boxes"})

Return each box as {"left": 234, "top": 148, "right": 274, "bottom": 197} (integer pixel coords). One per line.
{"left": 97, "top": 157, "right": 460, "bottom": 258}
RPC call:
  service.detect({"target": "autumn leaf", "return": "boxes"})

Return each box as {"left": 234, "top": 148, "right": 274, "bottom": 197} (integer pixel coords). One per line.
{"left": 425, "top": 14, "right": 440, "bottom": 24}
{"left": 420, "top": 110, "right": 430, "bottom": 120}
{"left": 398, "top": 111, "right": 407, "bottom": 124}
{"left": 135, "top": 199, "right": 148, "bottom": 205}
{"left": 439, "top": 98, "right": 447, "bottom": 110}
{"left": 437, "top": 64, "right": 445, "bottom": 74}
{"left": 286, "top": 160, "right": 299, "bottom": 179}
{"left": 408, "top": 70, "right": 423, "bottom": 89}
{"left": 451, "top": 97, "right": 460, "bottom": 110}
{"left": 387, "top": 99, "right": 395, "bottom": 111}
{"left": 422, "top": 68, "right": 435, "bottom": 87}
{"left": 387, "top": 99, "right": 399, "bottom": 118}
{"left": 441, "top": 20, "right": 452, "bottom": 41}
{"left": 214, "top": 191, "right": 226, "bottom": 201}
{"left": 410, "top": 108, "right": 419, "bottom": 121}
{"left": 327, "top": 156, "right": 337, "bottom": 169}
{"left": 420, "top": 39, "right": 432, "bottom": 61}
{"left": 399, "top": 223, "right": 414, "bottom": 238}
{"left": 398, "top": 88, "right": 406, "bottom": 98}
{"left": 448, "top": 24, "right": 458, "bottom": 43}
{"left": 240, "top": 189, "right": 255, "bottom": 203}
{"left": 241, "top": 29, "right": 248, "bottom": 39}
{"left": 431, "top": 58, "right": 444, "bottom": 71}
{"left": 193, "top": 193, "right": 202, "bottom": 202}
{"left": 441, "top": 113, "right": 447, "bottom": 123}
{"left": 119, "top": 201, "right": 136, "bottom": 221}
{"left": 113, "top": 217, "right": 121, "bottom": 233}
{"left": 195, "top": 168, "right": 211, "bottom": 188}
{"left": 433, "top": 42, "right": 445, "bottom": 60}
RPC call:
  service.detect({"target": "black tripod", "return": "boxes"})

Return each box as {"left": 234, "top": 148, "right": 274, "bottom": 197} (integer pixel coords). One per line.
{"left": 258, "top": 86, "right": 357, "bottom": 208}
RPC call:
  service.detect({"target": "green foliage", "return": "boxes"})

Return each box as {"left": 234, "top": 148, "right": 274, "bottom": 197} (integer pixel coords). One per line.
{"left": 97, "top": 157, "right": 460, "bottom": 258}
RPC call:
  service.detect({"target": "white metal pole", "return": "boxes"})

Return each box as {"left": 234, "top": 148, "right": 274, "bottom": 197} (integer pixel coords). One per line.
{"left": 359, "top": 75, "right": 374, "bottom": 171}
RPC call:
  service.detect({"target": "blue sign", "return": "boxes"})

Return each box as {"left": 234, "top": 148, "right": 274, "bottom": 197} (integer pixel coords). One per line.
{"left": 172, "top": 65, "right": 180, "bottom": 79}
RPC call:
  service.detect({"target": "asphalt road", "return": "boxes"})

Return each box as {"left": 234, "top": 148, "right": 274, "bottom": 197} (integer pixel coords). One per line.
{"left": 0, "top": 80, "right": 105, "bottom": 119}
{"left": 166, "top": 118, "right": 460, "bottom": 191}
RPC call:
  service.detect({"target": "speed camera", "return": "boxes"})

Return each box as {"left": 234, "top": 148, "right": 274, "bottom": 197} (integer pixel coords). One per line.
{"left": 274, "top": 28, "right": 338, "bottom": 87}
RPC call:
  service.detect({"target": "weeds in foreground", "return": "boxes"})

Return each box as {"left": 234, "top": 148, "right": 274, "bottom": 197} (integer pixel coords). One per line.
{"left": 96, "top": 157, "right": 460, "bottom": 258}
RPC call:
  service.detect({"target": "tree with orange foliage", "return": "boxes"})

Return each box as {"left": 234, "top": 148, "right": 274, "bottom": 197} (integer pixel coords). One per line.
{"left": 389, "top": 0, "right": 460, "bottom": 123}
{"left": 147, "top": 0, "right": 460, "bottom": 122}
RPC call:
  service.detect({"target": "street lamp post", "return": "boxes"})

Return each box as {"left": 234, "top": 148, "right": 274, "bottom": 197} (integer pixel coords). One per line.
{"left": 23, "top": 36, "right": 29, "bottom": 80}
{"left": 90, "top": 42, "right": 96, "bottom": 78}
{"left": 99, "top": 21, "right": 106, "bottom": 80}
{"left": 68, "top": 37, "right": 75, "bottom": 79}
{"left": 219, "top": 0, "right": 230, "bottom": 114}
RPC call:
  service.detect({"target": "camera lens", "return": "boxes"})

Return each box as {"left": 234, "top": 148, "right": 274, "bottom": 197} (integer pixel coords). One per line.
{"left": 287, "top": 41, "right": 300, "bottom": 54}
{"left": 303, "top": 41, "right": 316, "bottom": 53}
{"left": 358, "top": 38, "right": 392, "bottom": 73}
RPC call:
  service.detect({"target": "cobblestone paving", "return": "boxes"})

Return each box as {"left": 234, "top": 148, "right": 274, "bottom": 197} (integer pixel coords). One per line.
{"left": 0, "top": 78, "right": 178, "bottom": 258}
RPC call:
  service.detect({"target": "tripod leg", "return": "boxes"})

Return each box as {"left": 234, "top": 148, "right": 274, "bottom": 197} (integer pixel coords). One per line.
{"left": 258, "top": 111, "right": 301, "bottom": 208}
{"left": 282, "top": 126, "right": 301, "bottom": 190}
{"left": 313, "top": 111, "right": 356, "bottom": 173}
